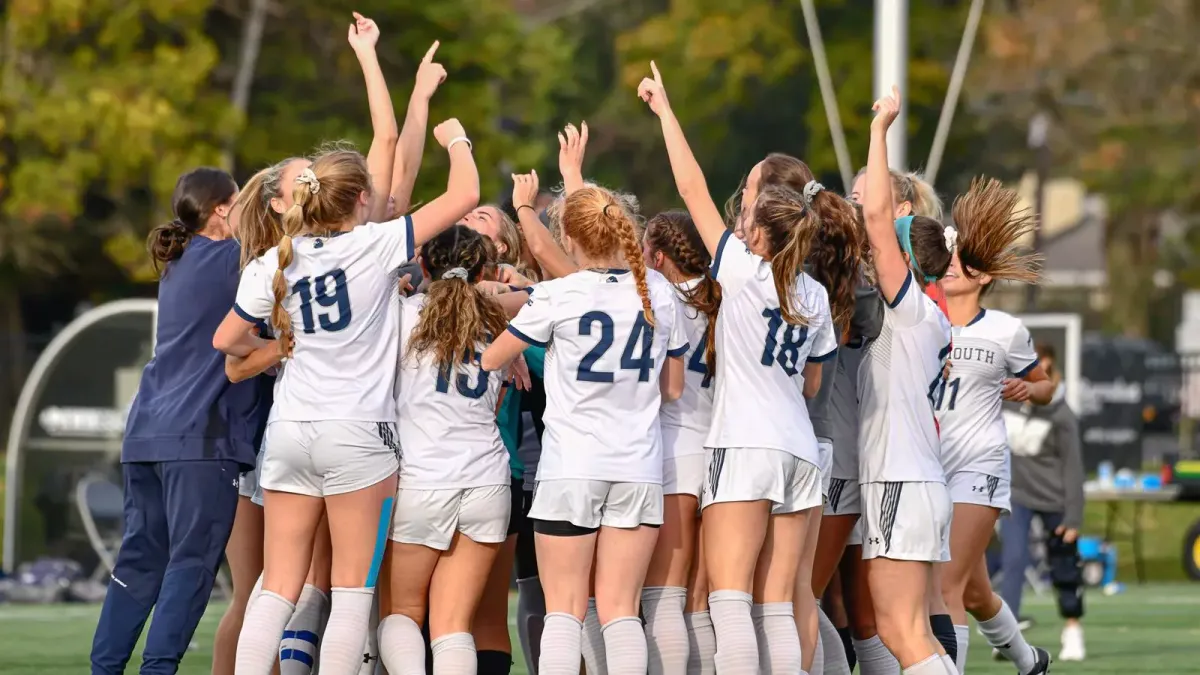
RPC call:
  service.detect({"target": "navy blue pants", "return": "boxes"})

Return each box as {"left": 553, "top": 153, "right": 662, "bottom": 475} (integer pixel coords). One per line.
{"left": 90, "top": 460, "right": 240, "bottom": 675}
{"left": 999, "top": 504, "right": 1085, "bottom": 620}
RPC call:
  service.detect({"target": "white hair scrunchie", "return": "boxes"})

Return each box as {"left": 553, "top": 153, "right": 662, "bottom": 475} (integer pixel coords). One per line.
{"left": 943, "top": 225, "right": 958, "bottom": 253}
{"left": 803, "top": 180, "right": 825, "bottom": 205}
{"left": 441, "top": 267, "right": 469, "bottom": 280}
{"left": 295, "top": 168, "right": 321, "bottom": 195}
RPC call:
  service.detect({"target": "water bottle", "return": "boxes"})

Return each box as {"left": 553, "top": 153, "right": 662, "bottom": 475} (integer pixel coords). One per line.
{"left": 1098, "top": 460, "right": 1115, "bottom": 488}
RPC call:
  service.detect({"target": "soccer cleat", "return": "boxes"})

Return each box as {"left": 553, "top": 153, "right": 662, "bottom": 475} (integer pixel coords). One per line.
{"left": 1017, "top": 616, "right": 1036, "bottom": 631}
{"left": 1059, "top": 624, "right": 1085, "bottom": 662}
{"left": 1021, "top": 646, "right": 1051, "bottom": 674}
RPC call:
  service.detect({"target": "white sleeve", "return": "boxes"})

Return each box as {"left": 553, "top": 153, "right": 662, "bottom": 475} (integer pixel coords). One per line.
{"left": 666, "top": 298, "right": 690, "bottom": 358}
{"left": 884, "top": 271, "right": 928, "bottom": 328}
{"left": 1007, "top": 321, "right": 1040, "bottom": 377}
{"left": 363, "top": 216, "right": 414, "bottom": 272}
{"left": 233, "top": 261, "right": 275, "bottom": 325}
{"left": 507, "top": 283, "right": 556, "bottom": 347}
{"left": 807, "top": 290, "right": 838, "bottom": 363}
{"left": 710, "top": 230, "right": 760, "bottom": 296}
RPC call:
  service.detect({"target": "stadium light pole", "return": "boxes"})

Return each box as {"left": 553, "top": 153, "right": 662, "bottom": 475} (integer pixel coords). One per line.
{"left": 874, "top": 0, "right": 908, "bottom": 171}
{"left": 1026, "top": 111, "right": 1050, "bottom": 311}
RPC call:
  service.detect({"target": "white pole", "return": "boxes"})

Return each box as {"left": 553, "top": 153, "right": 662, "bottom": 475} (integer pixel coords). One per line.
{"left": 925, "top": 0, "right": 986, "bottom": 185}
{"left": 874, "top": 0, "right": 908, "bottom": 170}
{"left": 799, "top": 0, "right": 854, "bottom": 191}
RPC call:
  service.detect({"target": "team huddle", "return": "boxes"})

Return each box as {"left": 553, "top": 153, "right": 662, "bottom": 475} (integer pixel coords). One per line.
{"left": 99, "top": 14, "right": 1062, "bottom": 675}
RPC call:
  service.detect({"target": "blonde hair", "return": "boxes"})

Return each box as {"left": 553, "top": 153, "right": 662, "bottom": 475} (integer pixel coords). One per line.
{"left": 954, "top": 177, "right": 1042, "bottom": 286}
{"left": 406, "top": 225, "right": 509, "bottom": 372}
{"left": 271, "top": 149, "right": 372, "bottom": 355}
{"left": 562, "top": 186, "right": 654, "bottom": 326}
{"left": 547, "top": 182, "right": 644, "bottom": 245}
{"left": 235, "top": 157, "right": 303, "bottom": 269}
{"left": 852, "top": 167, "right": 944, "bottom": 221}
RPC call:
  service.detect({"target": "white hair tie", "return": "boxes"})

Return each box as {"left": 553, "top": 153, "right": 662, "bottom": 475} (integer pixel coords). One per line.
{"left": 295, "top": 168, "right": 321, "bottom": 195}
{"left": 803, "top": 180, "right": 825, "bottom": 205}
{"left": 441, "top": 267, "right": 469, "bottom": 280}
{"left": 943, "top": 226, "right": 958, "bottom": 252}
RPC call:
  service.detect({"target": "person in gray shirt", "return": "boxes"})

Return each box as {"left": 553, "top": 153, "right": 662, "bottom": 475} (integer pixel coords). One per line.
{"left": 998, "top": 343, "right": 1087, "bottom": 662}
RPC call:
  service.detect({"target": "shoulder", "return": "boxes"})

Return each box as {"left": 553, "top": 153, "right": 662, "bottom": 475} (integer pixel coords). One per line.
{"left": 247, "top": 248, "right": 281, "bottom": 275}
{"left": 970, "top": 309, "right": 1025, "bottom": 341}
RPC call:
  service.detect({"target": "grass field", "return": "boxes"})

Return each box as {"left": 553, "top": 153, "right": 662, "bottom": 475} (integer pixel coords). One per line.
{"left": 0, "top": 584, "right": 1196, "bottom": 674}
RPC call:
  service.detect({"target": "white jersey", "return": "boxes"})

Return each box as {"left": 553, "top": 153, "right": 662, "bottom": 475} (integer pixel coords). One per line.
{"left": 659, "top": 278, "right": 715, "bottom": 460}
{"left": 935, "top": 309, "right": 1039, "bottom": 480}
{"left": 395, "top": 294, "right": 510, "bottom": 489}
{"left": 507, "top": 268, "right": 689, "bottom": 483}
{"left": 857, "top": 272, "right": 952, "bottom": 483}
{"left": 704, "top": 231, "right": 838, "bottom": 465}
{"left": 235, "top": 217, "right": 412, "bottom": 423}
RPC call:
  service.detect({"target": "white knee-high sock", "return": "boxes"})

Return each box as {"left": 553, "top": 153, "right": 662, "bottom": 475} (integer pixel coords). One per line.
{"left": 358, "top": 593, "right": 380, "bottom": 675}
{"left": 378, "top": 614, "right": 425, "bottom": 675}
{"left": 642, "top": 587, "right": 689, "bottom": 675}
{"left": 601, "top": 617, "right": 647, "bottom": 675}
{"left": 953, "top": 625, "right": 969, "bottom": 674}
{"left": 707, "top": 590, "right": 757, "bottom": 675}
{"left": 853, "top": 635, "right": 900, "bottom": 675}
{"left": 318, "top": 587, "right": 375, "bottom": 675}
{"left": 236, "top": 590, "right": 296, "bottom": 675}
{"left": 902, "top": 654, "right": 954, "bottom": 675}
{"left": 977, "top": 599, "right": 1036, "bottom": 673}
{"left": 817, "top": 609, "right": 851, "bottom": 675}
{"left": 280, "top": 584, "right": 329, "bottom": 674}
{"left": 752, "top": 602, "right": 800, "bottom": 675}
{"left": 581, "top": 599, "right": 607, "bottom": 675}
{"left": 538, "top": 612, "right": 583, "bottom": 675}
{"left": 432, "top": 632, "right": 477, "bottom": 675}
{"left": 682, "top": 611, "right": 716, "bottom": 675}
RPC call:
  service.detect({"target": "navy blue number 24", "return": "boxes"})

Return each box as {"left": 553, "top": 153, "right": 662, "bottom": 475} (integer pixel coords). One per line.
{"left": 760, "top": 308, "right": 808, "bottom": 376}
{"left": 294, "top": 269, "right": 351, "bottom": 334}
{"left": 577, "top": 311, "right": 655, "bottom": 382}
{"left": 687, "top": 333, "right": 713, "bottom": 388}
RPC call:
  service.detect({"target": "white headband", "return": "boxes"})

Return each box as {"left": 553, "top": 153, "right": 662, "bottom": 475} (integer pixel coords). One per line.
{"left": 441, "top": 267, "right": 469, "bottom": 280}
{"left": 295, "top": 168, "right": 321, "bottom": 195}
{"left": 943, "top": 226, "right": 958, "bottom": 253}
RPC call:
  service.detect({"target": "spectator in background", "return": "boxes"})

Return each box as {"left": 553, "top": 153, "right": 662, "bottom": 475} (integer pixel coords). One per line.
{"left": 999, "top": 343, "right": 1087, "bottom": 662}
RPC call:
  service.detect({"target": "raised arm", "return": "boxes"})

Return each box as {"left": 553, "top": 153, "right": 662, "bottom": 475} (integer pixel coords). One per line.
{"left": 513, "top": 169, "right": 576, "bottom": 279}
{"left": 390, "top": 42, "right": 446, "bottom": 216}
{"left": 863, "top": 86, "right": 909, "bottom": 305}
{"left": 559, "top": 122, "right": 587, "bottom": 196}
{"left": 347, "top": 13, "right": 399, "bottom": 222}
{"left": 638, "top": 62, "right": 724, "bottom": 257}
{"left": 409, "top": 119, "right": 481, "bottom": 247}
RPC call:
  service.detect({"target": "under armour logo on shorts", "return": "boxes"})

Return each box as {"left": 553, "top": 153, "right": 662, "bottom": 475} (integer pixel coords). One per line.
{"left": 868, "top": 537, "right": 881, "bottom": 545}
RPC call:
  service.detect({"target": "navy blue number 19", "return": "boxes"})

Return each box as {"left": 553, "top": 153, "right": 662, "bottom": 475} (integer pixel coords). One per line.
{"left": 294, "top": 269, "right": 351, "bottom": 334}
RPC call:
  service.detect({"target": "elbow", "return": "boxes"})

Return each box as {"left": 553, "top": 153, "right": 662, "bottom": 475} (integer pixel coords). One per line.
{"left": 212, "top": 331, "right": 236, "bottom": 355}
{"left": 480, "top": 350, "right": 502, "bottom": 373}
{"left": 666, "top": 382, "right": 684, "bottom": 402}
{"left": 225, "top": 360, "right": 247, "bottom": 384}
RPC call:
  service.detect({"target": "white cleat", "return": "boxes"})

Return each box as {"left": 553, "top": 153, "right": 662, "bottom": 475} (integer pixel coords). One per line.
{"left": 1059, "top": 624, "right": 1086, "bottom": 662}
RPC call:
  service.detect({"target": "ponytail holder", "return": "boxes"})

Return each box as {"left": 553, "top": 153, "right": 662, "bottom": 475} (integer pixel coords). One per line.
{"left": 894, "top": 215, "right": 938, "bottom": 285}
{"left": 943, "top": 225, "right": 958, "bottom": 253}
{"left": 603, "top": 203, "right": 619, "bottom": 218}
{"left": 441, "top": 267, "right": 469, "bottom": 281}
{"left": 802, "top": 180, "right": 825, "bottom": 205}
{"left": 295, "top": 168, "right": 321, "bottom": 195}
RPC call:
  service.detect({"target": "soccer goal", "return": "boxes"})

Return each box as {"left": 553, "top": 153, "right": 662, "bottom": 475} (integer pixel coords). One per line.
{"left": 1015, "top": 312, "right": 1082, "bottom": 413}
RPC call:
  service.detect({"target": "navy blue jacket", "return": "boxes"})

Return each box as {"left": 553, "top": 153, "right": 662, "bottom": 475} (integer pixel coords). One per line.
{"left": 122, "top": 236, "right": 272, "bottom": 469}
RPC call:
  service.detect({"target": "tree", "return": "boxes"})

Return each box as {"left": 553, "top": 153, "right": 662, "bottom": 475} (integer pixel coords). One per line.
{"left": 971, "top": 0, "right": 1200, "bottom": 337}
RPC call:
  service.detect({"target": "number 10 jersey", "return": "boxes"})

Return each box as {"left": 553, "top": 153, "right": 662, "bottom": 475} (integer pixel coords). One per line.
{"left": 234, "top": 217, "right": 414, "bottom": 423}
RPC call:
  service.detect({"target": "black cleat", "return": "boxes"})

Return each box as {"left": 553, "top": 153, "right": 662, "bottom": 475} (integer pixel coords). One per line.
{"left": 1022, "top": 646, "right": 1051, "bottom": 674}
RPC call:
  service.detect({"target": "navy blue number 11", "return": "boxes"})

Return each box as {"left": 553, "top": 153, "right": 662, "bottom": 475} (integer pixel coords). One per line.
{"left": 294, "top": 269, "right": 352, "bottom": 334}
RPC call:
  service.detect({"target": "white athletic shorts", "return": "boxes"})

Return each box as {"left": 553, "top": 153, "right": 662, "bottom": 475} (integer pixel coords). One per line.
{"left": 529, "top": 479, "right": 664, "bottom": 529}
{"left": 238, "top": 467, "right": 258, "bottom": 499}
{"left": 846, "top": 518, "right": 863, "bottom": 546}
{"left": 663, "top": 454, "right": 705, "bottom": 498}
{"left": 701, "top": 447, "right": 822, "bottom": 515}
{"left": 824, "top": 476, "right": 861, "bottom": 516}
{"left": 817, "top": 438, "right": 834, "bottom": 498}
{"left": 946, "top": 470, "right": 1012, "bottom": 515}
{"left": 391, "top": 484, "right": 511, "bottom": 550}
{"left": 260, "top": 420, "right": 400, "bottom": 498}
{"left": 861, "top": 481, "right": 951, "bottom": 563}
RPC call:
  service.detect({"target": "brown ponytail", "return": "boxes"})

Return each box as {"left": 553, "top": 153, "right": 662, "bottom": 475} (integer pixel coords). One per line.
{"left": 645, "top": 210, "right": 722, "bottom": 372}
{"left": 149, "top": 167, "right": 237, "bottom": 276}
{"left": 954, "top": 177, "right": 1042, "bottom": 285}
{"left": 751, "top": 185, "right": 819, "bottom": 326}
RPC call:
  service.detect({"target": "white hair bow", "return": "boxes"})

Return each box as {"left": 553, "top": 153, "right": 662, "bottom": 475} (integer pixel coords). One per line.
{"left": 295, "top": 168, "right": 321, "bottom": 195}
{"left": 803, "top": 180, "right": 825, "bottom": 205}
{"left": 441, "top": 267, "right": 469, "bottom": 280}
{"left": 944, "top": 226, "right": 958, "bottom": 253}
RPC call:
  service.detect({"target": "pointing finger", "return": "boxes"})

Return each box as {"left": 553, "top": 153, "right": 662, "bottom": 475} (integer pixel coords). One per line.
{"left": 423, "top": 40, "right": 440, "bottom": 63}
{"left": 650, "top": 60, "right": 661, "bottom": 83}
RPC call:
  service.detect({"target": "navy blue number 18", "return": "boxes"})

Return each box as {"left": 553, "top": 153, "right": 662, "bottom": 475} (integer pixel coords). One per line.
{"left": 294, "top": 269, "right": 352, "bottom": 334}
{"left": 759, "top": 308, "right": 808, "bottom": 376}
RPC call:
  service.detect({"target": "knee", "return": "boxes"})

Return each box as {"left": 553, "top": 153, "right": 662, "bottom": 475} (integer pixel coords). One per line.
{"left": 961, "top": 582, "right": 992, "bottom": 615}
{"left": 388, "top": 601, "right": 427, "bottom": 629}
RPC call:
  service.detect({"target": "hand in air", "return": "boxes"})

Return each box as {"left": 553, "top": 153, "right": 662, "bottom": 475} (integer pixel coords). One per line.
{"left": 512, "top": 170, "right": 540, "bottom": 210}
{"left": 433, "top": 119, "right": 467, "bottom": 148}
{"left": 347, "top": 12, "right": 380, "bottom": 53}
{"left": 414, "top": 41, "right": 447, "bottom": 102}
{"left": 637, "top": 61, "right": 671, "bottom": 117}
{"left": 871, "top": 85, "right": 901, "bottom": 132}
{"left": 1001, "top": 377, "right": 1031, "bottom": 403}
{"left": 558, "top": 123, "right": 588, "bottom": 181}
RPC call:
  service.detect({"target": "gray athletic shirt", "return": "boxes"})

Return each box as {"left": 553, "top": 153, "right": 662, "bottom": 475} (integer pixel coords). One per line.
{"left": 807, "top": 281, "right": 885, "bottom": 440}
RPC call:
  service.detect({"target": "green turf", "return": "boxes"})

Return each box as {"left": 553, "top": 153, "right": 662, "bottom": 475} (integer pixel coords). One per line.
{"left": 0, "top": 585, "right": 1197, "bottom": 674}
